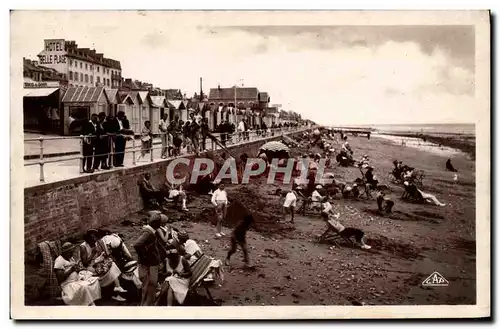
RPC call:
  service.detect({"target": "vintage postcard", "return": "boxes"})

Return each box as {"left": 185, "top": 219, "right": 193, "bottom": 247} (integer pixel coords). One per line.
{"left": 10, "top": 10, "right": 490, "bottom": 319}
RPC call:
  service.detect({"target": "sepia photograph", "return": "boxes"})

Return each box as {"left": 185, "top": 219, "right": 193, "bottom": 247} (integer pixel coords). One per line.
{"left": 10, "top": 10, "right": 490, "bottom": 319}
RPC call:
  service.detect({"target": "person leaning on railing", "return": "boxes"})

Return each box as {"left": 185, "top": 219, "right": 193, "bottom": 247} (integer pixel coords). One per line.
{"left": 111, "top": 111, "right": 133, "bottom": 167}
{"left": 81, "top": 113, "right": 98, "bottom": 173}
{"left": 159, "top": 113, "right": 169, "bottom": 159}
{"left": 200, "top": 118, "right": 210, "bottom": 152}
{"left": 94, "top": 112, "right": 111, "bottom": 171}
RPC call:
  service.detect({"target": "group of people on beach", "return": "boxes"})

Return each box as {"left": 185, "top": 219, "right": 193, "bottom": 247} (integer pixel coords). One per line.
{"left": 48, "top": 124, "right": 456, "bottom": 307}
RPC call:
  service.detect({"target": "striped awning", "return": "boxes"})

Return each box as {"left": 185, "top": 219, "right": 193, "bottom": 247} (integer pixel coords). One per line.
{"left": 24, "top": 87, "right": 59, "bottom": 98}
{"left": 62, "top": 86, "right": 105, "bottom": 103}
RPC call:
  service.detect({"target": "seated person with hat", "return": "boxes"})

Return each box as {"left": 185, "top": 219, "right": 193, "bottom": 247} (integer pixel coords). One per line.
{"left": 319, "top": 202, "right": 372, "bottom": 250}
{"left": 54, "top": 242, "right": 102, "bottom": 306}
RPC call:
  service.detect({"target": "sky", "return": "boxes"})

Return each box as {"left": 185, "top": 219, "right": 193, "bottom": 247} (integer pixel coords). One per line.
{"left": 12, "top": 11, "right": 476, "bottom": 125}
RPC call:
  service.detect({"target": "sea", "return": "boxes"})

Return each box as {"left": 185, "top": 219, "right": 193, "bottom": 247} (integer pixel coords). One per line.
{"left": 371, "top": 123, "right": 475, "bottom": 136}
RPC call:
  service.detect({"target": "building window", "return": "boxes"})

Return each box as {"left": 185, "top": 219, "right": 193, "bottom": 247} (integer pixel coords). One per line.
{"left": 85, "top": 63, "right": 88, "bottom": 70}
{"left": 85, "top": 74, "right": 88, "bottom": 83}
{"left": 97, "top": 76, "right": 100, "bottom": 84}
{"left": 80, "top": 62, "right": 82, "bottom": 69}
{"left": 74, "top": 60, "right": 77, "bottom": 67}
{"left": 69, "top": 59, "right": 73, "bottom": 66}
{"left": 80, "top": 73, "right": 83, "bottom": 81}
{"left": 90, "top": 75, "right": 93, "bottom": 84}
{"left": 107, "top": 79, "right": 110, "bottom": 87}
{"left": 69, "top": 71, "right": 73, "bottom": 80}
{"left": 90, "top": 64, "right": 93, "bottom": 70}
{"left": 97, "top": 66, "right": 100, "bottom": 73}
{"left": 74, "top": 72, "right": 78, "bottom": 82}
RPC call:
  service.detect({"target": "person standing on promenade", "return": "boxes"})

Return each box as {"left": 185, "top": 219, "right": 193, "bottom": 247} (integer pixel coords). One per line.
{"left": 188, "top": 112, "right": 201, "bottom": 155}
{"left": 238, "top": 118, "right": 246, "bottom": 142}
{"left": 133, "top": 212, "right": 162, "bottom": 306}
{"left": 211, "top": 183, "right": 229, "bottom": 238}
{"left": 113, "top": 111, "right": 131, "bottom": 167}
{"left": 159, "top": 113, "right": 169, "bottom": 159}
{"left": 137, "top": 121, "right": 153, "bottom": 162}
{"left": 200, "top": 117, "right": 210, "bottom": 151}
{"left": 81, "top": 113, "right": 98, "bottom": 173}
{"left": 93, "top": 112, "right": 111, "bottom": 170}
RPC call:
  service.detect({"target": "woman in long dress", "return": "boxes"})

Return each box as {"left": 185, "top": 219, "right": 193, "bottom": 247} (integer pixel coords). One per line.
{"left": 164, "top": 248, "right": 192, "bottom": 306}
{"left": 97, "top": 229, "right": 142, "bottom": 290}
{"left": 54, "top": 242, "right": 101, "bottom": 306}
{"left": 137, "top": 120, "right": 153, "bottom": 162}
{"left": 80, "top": 229, "right": 127, "bottom": 302}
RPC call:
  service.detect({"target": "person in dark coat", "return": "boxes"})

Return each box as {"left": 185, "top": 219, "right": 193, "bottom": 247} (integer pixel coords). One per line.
{"left": 200, "top": 117, "right": 210, "bottom": 151}
{"left": 446, "top": 158, "right": 458, "bottom": 172}
{"left": 113, "top": 111, "right": 131, "bottom": 167}
{"left": 93, "top": 112, "right": 111, "bottom": 170}
{"left": 81, "top": 113, "right": 98, "bottom": 173}
{"left": 103, "top": 115, "right": 116, "bottom": 167}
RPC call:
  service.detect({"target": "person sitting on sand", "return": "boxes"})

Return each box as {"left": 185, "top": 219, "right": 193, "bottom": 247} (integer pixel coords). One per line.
{"left": 446, "top": 158, "right": 458, "bottom": 172}
{"left": 163, "top": 247, "right": 192, "bottom": 306}
{"left": 376, "top": 191, "right": 395, "bottom": 214}
{"left": 283, "top": 188, "right": 297, "bottom": 223}
{"left": 341, "top": 137, "right": 353, "bottom": 158}
{"left": 364, "top": 166, "right": 378, "bottom": 197}
{"left": 225, "top": 214, "right": 254, "bottom": 268}
{"left": 163, "top": 180, "right": 188, "bottom": 212}
{"left": 97, "top": 228, "right": 142, "bottom": 290}
{"left": 54, "top": 242, "right": 101, "bottom": 306}
{"left": 80, "top": 229, "right": 127, "bottom": 302}
{"left": 311, "top": 185, "right": 324, "bottom": 211}
{"left": 319, "top": 202, "right": 371, "bottom": 250}
{"left": 138, "top": 173, "right": 167, "bottom": 210}
{"left": 402, "top": 181, "right": 446, "bottom": 206}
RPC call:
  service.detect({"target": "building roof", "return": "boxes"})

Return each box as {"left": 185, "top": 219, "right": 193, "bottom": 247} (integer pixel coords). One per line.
{"left": 117, "top": 91, "right": 135, "bottom": 104}
{"left": 209, "top": 87, "right": 259, "bottom": 101}
{"left": 105, "top": 88, "right": 119, "bottom": 104}
{"left": 164, "top": 89, "right": 183, "bottom": 100}
{"left": 150, "top": 96, "right": 167, "bottom": 108}
{"left": 138, "top": 91, "right": 150, "bottom": 104}
{"left": 259, "top": 92, "right": 270, "bottom": 102}
{"left": 167, "top": 100, "right": 187, "bottom": 110}
{"left": 62, "top": 86, "right": 106, "bottom": 103}
{"left": 63, "top": 40, "right": 121, "bottom": 70}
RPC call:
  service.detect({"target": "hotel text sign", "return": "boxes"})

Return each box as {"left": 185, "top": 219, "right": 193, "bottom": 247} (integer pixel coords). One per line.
{"left": 39, "top": 39, "right": 67, "bottom": 65}
{"left": 24, "top": 81, "right": 60, "bottom": 88}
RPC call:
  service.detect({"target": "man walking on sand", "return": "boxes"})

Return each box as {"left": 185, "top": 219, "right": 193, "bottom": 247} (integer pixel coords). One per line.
{"left": 225, "top": 214, "right": 254, "bottom": 268}
{"left": 211, "top": 183, "right": 228, "bottom": 238}
{"left": 133, "top": 213, "right": 162, "bottom": 306}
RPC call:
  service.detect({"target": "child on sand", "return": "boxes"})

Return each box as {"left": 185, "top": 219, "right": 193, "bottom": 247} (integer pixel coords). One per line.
{"left": 282, "top": 189, "right": 297, "bottom": 223}
{"left": 225, "top": 214, "right": 254, "bottom": 267}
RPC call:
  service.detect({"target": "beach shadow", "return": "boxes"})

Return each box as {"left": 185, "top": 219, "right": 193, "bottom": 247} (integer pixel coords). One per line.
{"left": 363, "top": 208, "right": 441, "bottom": 224}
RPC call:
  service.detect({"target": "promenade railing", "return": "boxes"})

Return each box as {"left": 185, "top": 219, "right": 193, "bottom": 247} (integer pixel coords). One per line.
{"left": 24, "top": 126, "right": 313, "bottom": 183}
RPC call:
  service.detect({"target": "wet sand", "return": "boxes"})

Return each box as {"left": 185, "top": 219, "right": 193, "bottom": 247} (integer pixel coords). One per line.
{"left": 25, "top": 134, "right": 476, "bottom": 306}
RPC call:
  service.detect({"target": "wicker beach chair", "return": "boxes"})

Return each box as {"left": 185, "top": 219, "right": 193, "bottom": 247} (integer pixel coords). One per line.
{"left": 156, "top": 253, "right": 222, "bottom": 306}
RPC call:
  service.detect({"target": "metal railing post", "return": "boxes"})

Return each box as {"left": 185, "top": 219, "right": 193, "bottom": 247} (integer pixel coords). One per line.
{"left": 150, "top": 135, "right": 154, "bottom": 162}
{"left": 166, "top": 133, "right": 170, "bottom": 158}
{"left": 79, "top": 136, "right": 84, "bottom": 174}
{"left": 132, "top": 137, "right": 136, "bottom": 166}
{"left": 108, "top": 136, "right": 113, "bottom": 169}
{"left": 39, "top": 137, "right": 45, "bottom": 182}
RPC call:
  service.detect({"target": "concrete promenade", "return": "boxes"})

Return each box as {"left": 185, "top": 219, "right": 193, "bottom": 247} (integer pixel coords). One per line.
{"left": 23, "top": 128, "right": 308, "bottom": 188}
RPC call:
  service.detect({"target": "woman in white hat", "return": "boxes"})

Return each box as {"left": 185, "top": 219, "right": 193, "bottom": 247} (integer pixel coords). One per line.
{"left": 53, "top": 242, "right": 102, "bottom": 305}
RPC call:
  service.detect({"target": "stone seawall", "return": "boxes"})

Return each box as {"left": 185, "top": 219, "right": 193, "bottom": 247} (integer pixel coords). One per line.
{"left": 24, "top": 131, "right": 309, "bottom": 252}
